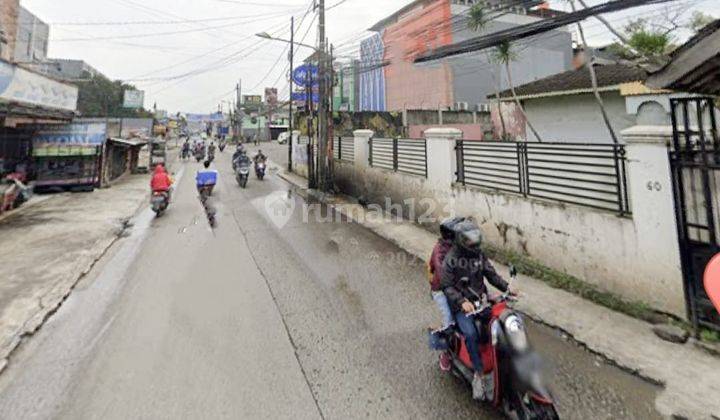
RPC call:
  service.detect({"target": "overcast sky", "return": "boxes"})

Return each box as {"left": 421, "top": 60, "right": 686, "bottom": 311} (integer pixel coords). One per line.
{"left": 20, "top": 0, "right": 719, "bottom": 114}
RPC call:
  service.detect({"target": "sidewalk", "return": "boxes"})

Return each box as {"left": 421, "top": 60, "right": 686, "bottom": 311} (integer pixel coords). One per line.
{"left": 277, "top": 168, "right": 720, "bottom": 419}
{"left": 0, "top": 174, "right": 150, "bottom": 373}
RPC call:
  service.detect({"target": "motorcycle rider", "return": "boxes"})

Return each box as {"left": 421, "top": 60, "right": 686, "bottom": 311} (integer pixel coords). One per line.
{"left": 253, "top": 149, "right": 267, "bottom": 164}
{"left": 181, "top": 140, "right": 190, "bottom": 160}
{"left": 150, "top": 164, "right": 173, "bottom": 200}
{"left": 440, "top": 219, "right": 517, "bottom": 401}
{"left": 428, "top": 216, "right": 465, "bottom": 372}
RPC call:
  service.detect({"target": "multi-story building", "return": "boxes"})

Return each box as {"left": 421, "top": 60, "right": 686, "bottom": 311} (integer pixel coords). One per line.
{"left": 0, "top": 0, "right": 20, "bottom": 62}
{"left": 333, "top": 61, "right": 359, "bottom": 112}
{"left": 358, "top": 0, "right": 573, "bottom": 113}
{"left": 14, "top": 6, "right": 49, "bottom": 63}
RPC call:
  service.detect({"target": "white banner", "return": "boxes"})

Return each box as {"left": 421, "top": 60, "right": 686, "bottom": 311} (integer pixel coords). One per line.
{"left": 0, "top": 61, "right": 78, "bottom": 112}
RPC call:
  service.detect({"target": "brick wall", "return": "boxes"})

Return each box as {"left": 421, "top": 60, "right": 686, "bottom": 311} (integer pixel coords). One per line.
{"left": 0, "top": 0, "right": 20, "bottom": 62}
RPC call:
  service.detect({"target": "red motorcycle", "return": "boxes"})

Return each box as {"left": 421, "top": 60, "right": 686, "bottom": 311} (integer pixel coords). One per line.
{"left": 432, "top": 267, "right": 559, "bottom": 419}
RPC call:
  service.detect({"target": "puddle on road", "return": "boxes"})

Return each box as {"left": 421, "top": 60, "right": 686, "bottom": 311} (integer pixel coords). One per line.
{"left": 527, "top": 321, "right": 662, "bottom": 419}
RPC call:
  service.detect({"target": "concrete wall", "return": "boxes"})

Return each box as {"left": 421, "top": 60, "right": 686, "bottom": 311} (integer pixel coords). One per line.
{"left": 327, "top": 127, "right": 686, "bottom": 317}
{"left": 523, "top": 92, "right": 635, "bottom": 143}
{"left": 0, "top": 0, "right": 19, "bottom": 62}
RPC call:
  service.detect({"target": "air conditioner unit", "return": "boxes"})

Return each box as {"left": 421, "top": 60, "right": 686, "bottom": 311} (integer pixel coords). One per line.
{"left": 454, "top": 102, "right": 469, "bottom": 111}
{"left": 476, "top": 103, "right": 491, "bottom": 113}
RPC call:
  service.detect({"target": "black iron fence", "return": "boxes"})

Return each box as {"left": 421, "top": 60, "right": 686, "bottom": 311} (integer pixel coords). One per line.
{"left": 669, "top": 96, "right": 720, "bottom": 331}
{"left": 456, "top": 140, "right": 630, "bottom": 214}
{"left": 332, "top": 136, "right": 355, "bottom": 162}
{"left": 369, "top": 137, "right": 427, "bottom": 178}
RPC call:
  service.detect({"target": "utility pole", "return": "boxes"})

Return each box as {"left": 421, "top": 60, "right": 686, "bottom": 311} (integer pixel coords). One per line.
{"left": 288, "top": 16, "right": 294, "bottom": 172}
{"left": 317, "top": 0, "right": 328, "bottom": 191}
{"left": 236, "top": 80, "right": 242, "bottom": 141}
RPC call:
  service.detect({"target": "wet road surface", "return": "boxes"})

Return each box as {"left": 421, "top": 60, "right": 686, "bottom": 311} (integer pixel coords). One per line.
{"left": 0, "top": 144, "right": 662, "bottom": 419}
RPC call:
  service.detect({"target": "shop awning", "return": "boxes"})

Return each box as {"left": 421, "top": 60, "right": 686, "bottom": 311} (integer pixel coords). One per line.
{"left": 0, "top": 59, "right": 79, "bottom": 125}
{"left": 0, "top": 101, "right": 77, "bottom": 123}
{"left": 108, "top": 137, "right": 148, "bottom": 147}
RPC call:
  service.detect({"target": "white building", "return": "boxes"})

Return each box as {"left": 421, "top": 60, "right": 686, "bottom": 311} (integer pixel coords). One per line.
{"left": 492, "top": 63, "right": 693, "bottom": 143}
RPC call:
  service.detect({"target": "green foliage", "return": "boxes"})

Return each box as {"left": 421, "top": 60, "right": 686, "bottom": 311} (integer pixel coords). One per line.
{"left": 627, "top": 27, "right": 672, "bottom": 57}
{"left": 700, "top": 328, "right": 720, "bottom": 343}
{"left": 467, "top": 3, "right": 490, "bottom": 32}
{"left": 491, "top": 41, "right": 517, "bottom": 65}
{"left": 74, "top": 75, "right": 153, "bottom": 118}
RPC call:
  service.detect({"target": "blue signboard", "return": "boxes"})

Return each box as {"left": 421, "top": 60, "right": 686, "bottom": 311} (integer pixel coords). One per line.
{"left": 292, "top": 64, "right": 319, "bottom": 87}
{"left": 291, "top": 91, "right": 319, "bottom": 103}
{"left": 33, "top": 123, "right": 107, "bottom": 146}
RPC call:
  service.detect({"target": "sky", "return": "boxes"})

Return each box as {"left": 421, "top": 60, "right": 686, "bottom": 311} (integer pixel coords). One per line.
{"left": 20, "top": 0, "right": 720, "bottom": 114}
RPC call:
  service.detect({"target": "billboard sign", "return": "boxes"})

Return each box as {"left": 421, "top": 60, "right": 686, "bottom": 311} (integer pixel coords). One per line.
{"left": 242, "top": 95, "right": 262, "bottom": 105}
{"left": 291, "top": 91, "right": 319, "bottom": 103}
{"left": 32, "top": 123, "right": 107, "bottom": 156}
{"left": 123, "top": 90, "right": 145, "bottom": 108}
{"left": 265, "top": 87, "right": 278, "bottom": 108}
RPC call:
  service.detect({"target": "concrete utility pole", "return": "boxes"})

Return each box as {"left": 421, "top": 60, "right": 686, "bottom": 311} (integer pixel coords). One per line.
{"left": 236, "top": 80, "right": 242, "bottom": 140}
{"left": 288, "top": 16, "right": 294, "bottom": 172}
{"left": 317, "top": 0, "right": 328, "bottom": 191}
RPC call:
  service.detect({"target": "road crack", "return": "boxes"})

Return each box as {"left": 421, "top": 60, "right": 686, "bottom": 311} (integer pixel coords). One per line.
{"left": 229, "top": 205, "right": 326, "bottom": 420}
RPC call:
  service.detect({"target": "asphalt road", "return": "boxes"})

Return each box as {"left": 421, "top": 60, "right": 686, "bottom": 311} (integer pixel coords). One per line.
{"left": 0, "top": 144, "right": 663, "bottom": 419}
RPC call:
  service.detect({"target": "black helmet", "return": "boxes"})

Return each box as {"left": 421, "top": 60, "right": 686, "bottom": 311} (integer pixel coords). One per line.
{"left": 454, "top": 220, "right": 483, "bottom": 256}
{"left": 439, "top": 216, "right": 465, "bottom": 240}
{"left": 203, "top": 160, "right": 211, "bottom": 168}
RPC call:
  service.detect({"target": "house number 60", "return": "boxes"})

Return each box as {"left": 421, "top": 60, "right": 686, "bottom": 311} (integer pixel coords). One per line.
{"left": 646, "top": 181, "right": 662, "bottom": 191}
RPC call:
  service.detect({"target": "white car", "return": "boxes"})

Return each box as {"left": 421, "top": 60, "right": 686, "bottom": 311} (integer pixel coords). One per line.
{"left": 277, "top": 132, "right": 290, "bottom": 144}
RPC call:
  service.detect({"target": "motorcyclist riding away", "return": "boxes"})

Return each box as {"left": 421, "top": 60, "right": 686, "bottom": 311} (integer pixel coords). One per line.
{"left": 440, "top": 219, "right": 517, "bottom": 401}
{"left": 150, "top": 164, "right": 173, "bottom": 196}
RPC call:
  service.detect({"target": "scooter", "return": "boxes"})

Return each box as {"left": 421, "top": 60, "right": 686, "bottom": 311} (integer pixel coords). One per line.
{"left": 235, "top": 160, "right": 251, "bottom": 189}
{"left": 255, "top": 160, "right": 266, "bottom": 180}
{"left": 150, "top": 191, "right": 170, "bottom": 216}
{"left": 432, "top": 267, "right": 559, "bottom": 419}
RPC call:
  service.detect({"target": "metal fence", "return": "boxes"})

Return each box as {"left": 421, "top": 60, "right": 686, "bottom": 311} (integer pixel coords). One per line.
{"left": 332, "top": 136, "right": 355, "bottom": 162}
{"left": 456, "top": 141, "right": 630, "bottom": 214}
{"left": 369, "top": 137, "right": 427, "bottom": 178}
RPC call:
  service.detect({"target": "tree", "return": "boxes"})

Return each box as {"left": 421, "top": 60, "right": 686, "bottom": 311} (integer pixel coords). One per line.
{"left": 74, "top": 74, "right": 153, "bottom": 118}
{"left": 468, "top": 4, "right": 507, "bottom": 140}
{"left": 492, "top": 41, "right": 544, "bottom": 143}
{"left": 578, "top": 0, "right": 715, "bottom": 61}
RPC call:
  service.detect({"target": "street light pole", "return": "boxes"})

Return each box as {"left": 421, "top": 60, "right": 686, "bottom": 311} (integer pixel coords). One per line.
{"left": 288, "top": 16, "right": 294, "bottom": 172}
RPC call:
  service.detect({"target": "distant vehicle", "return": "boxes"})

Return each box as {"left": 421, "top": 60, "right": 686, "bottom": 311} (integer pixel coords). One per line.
{"left": 277, "top": 132, "right": 290, "bottom": 144}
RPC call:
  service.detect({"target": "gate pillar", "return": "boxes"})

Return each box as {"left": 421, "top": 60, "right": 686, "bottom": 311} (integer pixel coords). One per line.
{"left": 622, "top": 125, "right": 686, "bottom": 318}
